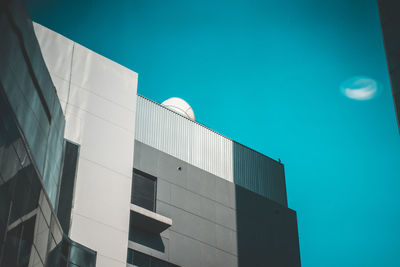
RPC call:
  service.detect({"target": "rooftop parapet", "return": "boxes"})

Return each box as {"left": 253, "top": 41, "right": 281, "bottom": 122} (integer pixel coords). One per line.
{"left": 135, "top": 95, "right": 288, "bottom": 206}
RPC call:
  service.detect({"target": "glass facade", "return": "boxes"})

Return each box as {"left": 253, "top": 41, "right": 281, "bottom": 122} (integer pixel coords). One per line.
{"left": 0, "top": 83, "right": 61, "bottom": 266}
{"left": 0, "top": 0, "right": 97, "bottom": 266}
{"left": 46, "top": 235, "right": 96, "bottom": 267}
{"left": 0, "top": 0, "right": 65, "bottom": 208}
{"left": 0, "top": 68, "right": 96, "bottom": 267}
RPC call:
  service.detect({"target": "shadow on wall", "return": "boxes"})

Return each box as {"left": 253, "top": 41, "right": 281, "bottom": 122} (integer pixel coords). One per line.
{"left": 129, "top": 216, "right": 166, "bottom": 253}
{"left": 233, "top": 142, "right": 301, "bottom": 267}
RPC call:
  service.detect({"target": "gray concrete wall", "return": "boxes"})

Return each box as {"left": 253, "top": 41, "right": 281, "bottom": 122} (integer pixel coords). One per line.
{"left": 135, "top": 95, "right": 287, "bottom": 206}
{"left": 131, "top": 141, "right": 300, "bottom": 267}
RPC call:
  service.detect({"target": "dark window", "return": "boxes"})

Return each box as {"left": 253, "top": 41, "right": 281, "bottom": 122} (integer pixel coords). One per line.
{"left": 46, "top": 234, "right": 97, "bottom": 267}
{"left": 127, "top": 249, "right": 179, "bottom": 267}
{"left": 1, "top": 216, "right": 36, "bottom": 267}
{"left": 57, "top": 140, "right": 79, "bottom": 235}
{"left": 131, "top": 170, "right": 157, "bottom": 212}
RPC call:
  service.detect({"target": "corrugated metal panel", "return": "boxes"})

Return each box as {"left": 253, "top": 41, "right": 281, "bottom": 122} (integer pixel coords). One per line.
{"left": 135, "top": 95, "right": 287, "bottom": 206}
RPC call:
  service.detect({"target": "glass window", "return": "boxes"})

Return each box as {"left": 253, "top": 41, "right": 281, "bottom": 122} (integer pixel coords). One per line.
{"left": 131, "top": 170, "right": 157, "bottom": 212}
{"left": 57, "top": 140, "right": 79, "bottom": 235}
{"left": 1, "top": 216, "right": 36, "bottom": 266}
{"left": 46, "top": 234, "right": 97, "bottom": 267}
{"left": 127, "top": 249, "right": 179, "bottom": 267}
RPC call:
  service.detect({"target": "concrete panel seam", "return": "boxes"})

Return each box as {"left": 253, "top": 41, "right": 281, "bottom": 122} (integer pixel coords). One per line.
{"left": 64, "top": 42, "right": 74, "bottom": 115}
{"left": 157, "top": 199, "right": 236, "bottom": 232}
{"left": 71, "top": 211, "right": 129, "bottom": 234}
{"left": 157, "top": 176, "right": 235, "bottom": 212}
{"left": 79, "top": 156, "right": 132, "bottom": 181}
{"left": 168, "top": 229, "right": 237, "bottom": 257}
{"left": 64, "top": 100, "right": 135, "bottom": 134}
{"left": 68, "top": 79, "right": 137, "bottom": 113}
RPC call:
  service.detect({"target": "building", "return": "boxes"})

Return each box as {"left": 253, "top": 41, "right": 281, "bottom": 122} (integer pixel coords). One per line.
{"left": 0, "top": 1, "right": 301, "bottom": 266}
{"left": 378, "top": 0, "right": 400, "bottom": 132}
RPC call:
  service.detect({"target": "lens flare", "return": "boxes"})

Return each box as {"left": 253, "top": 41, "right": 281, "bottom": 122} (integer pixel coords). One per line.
{"left": 340, "top": 76, "right": 380, "bottom": 101}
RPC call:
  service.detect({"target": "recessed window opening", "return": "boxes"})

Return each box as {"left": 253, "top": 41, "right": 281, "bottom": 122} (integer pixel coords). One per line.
{"left": 131, "top": 169, "right": 157, "bottom": 212}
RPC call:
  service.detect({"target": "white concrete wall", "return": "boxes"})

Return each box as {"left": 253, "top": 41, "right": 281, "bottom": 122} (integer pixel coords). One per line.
{"left": 33, "top": 23, "right": 137, "bottom": 267}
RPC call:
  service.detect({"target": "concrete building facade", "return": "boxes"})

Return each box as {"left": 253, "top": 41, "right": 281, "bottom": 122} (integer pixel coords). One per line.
{"left": 33, "top": 21, "right": 138, "bottom": 267}
{"left": 0, "top": 1, "right": 301, "bottom": 266}
{"left": 130, "top": 138, "right": 300, "bottom": 266}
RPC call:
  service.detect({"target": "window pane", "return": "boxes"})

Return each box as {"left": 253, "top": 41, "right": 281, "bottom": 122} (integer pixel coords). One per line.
{"left": 152, "top": 257, "right": 169, "bottom": 267}
{"left": 127, "top": 249, "right": 178, "bottom": 267}
{"left": 131, "top": 171, "right": 156, "bottom": 212}
{"left": 18, "top": 216, "right": 36, "bottom": 265}
{"left": 132, "top": 250, "right": 150, "bottom": 267}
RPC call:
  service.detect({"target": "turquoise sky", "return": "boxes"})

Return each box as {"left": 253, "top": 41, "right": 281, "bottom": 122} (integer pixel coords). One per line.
{"left": 26, "top": 0, "right": 400, "bottom": 266}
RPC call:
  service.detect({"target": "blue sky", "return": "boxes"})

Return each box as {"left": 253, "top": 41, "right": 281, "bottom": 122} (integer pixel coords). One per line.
{"left": 26, "top": 0, "right": 400, "bottom": 266}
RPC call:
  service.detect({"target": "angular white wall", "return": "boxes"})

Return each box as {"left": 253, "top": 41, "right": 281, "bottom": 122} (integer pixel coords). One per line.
{"left": 34, "top": 23, "right": 137, "bottom": 267}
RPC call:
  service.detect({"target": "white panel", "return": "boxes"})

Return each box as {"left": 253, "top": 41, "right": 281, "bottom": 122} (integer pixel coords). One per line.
{"left": 63, "top": 104, "right": 84, "bottom": 144}
{"left": 96, "top": 255, "right": 126, "bottom": 267}
{"left": 35, "top": 22, "right": 138, "bottom": 265}
{"left": 64, "top": 40, "right": 136, "bottom": 265}
{"left": 68, "top": 83, "right": 135, "bottom": 132}
{"left": 71, "top": 43, "right": 138, "bottom": 111}
{"left": 69, "top": 213, "right": 128, "bottom": 266}
{"left": 73, "top": 107, "right": 134, "bottom": 178}
{"left": 73, "top": 157, "right": 131, "bottom": 232}
{"left": 62, "top": 101, "right": 134, "bottom": 177}
{"left": 33, "top": 22, "right": 73, "bottom": 81}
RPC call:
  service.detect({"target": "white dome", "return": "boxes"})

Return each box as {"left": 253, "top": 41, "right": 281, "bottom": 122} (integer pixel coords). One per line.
{"left": 161, "top": 97, "right": 195, "bottom": 121}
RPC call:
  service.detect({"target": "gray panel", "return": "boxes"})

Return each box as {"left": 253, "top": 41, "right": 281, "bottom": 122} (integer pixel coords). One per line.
{"left": 215, "top": 249, "right": 238, "bottom": 267}
{"left": 157, "top": 152, "right": 188, "bottom": 188}
{"left": 200, "top": 243, "right": 217, "bottom": 267}
{"left": 135, "top": 95, "right": 287, "bottom": 205}
{"left": 160, "top": 228, "right": 170, "bottom": 240}
{"left": 215, "top": 202, "right": 236, "bottom": 230}
{"left": 167, "top": 204, "right": 217, "bottom": 247}
{"left": 215, "top": 178, "right": 236, "bottom": 209}
{"left": 169, "top": 231, "right": 203, "bottom": 267}
{"left": 156, "top": 178, "right": 171, "bottom": 203}
{"left": 186, "top": 165, "right": 217, "bottom": 202}
{"left": 215, "top": 224, "right": 237, "bottom": 256}
{"left": 156, "top": 200, "right": 172, "bottom": 219}
{"left": 170, "top": 184, "right": 216, "bottom": 223}
{"left": 133, "top": 141, "right": 160, "bottom": 178}
{"left": 132, "top": 115, "right": 299, "bottom": 267}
